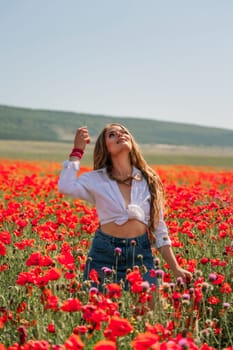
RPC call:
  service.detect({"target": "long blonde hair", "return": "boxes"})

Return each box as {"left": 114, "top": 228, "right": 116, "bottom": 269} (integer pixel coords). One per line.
{"left": 93, "top": 123, "right": 164, "bottom": 245}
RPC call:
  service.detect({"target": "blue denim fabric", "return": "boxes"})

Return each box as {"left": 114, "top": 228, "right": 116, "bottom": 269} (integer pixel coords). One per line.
{"left": 83, "top": 229, "right": 158, "bottom": 290}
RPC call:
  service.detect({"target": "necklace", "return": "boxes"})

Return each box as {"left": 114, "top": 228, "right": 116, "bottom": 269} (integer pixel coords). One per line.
{"left": 110, "top": 172, "right": 142, "bottom": 186}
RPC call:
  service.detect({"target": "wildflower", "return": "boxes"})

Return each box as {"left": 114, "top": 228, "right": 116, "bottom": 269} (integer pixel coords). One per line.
{"left": 44, "top": 267, "right": 62, "bottom": 282}
{"left": 89, "top": 268, "right": 100, "bottom": 284}
{"left": 64, "top": 333, "right": 84, "bottom": 350}
{"left": 65, "top": 271, "right": 76, "bottom": 280}
{"left": 88, "top": 308, "right": 108, "bottom": 329}
{"left": 169, "top": 282, "right": 175, "bottom": 290}
{"left": 56, "top": 250, "right": 75, "bottom": 269}
{"left": 208, "top": 273, "right": 217, "bottom": 281}
{"left": 61, "top": 298, "right": 82, "bottom": 312}
{"left": 201, "top": 282, "right": 213, "bottom": 292}
{"left": 0, "top": 231, "right": 11, "bottom": 244}
{"left": 14, "top": 238, "right": 35, "bottom": 250}
{"left": 154, "top": 257, "right": 160, "bottom": 267}
{"left": 126, "top": 268, "right": 143, "bottom": 284}
{"left": 177, "top": 276, "right": 184, "bottom": 285}
{"left": 102, "top": 267, "right": 113, "bottom": 276}
{"left": 220, "top": 282, "right": 232, "bottom": 294}
{"left": 94, "top": 340, "right": 116, "bottom": 350}
{"left": 26, "top": 251, "right": 54, "bottom": 266}
{"left": 26, "top": 340, "right": 50, "bottom": 349}
{"left": 150, "top": 269, "right": 165, "bottom": 279}
{"left": 73, "top": 325, "right": 88, "bottom": 335}
{"left": 47, "top": 323, "right": 55, "bottom": 333}
{"left": 89, "top": 287, "right": 99, "bottom": 294}
{"left": 200, "top": 257, "right": 209, "bottom": 264}
{"left": 104, "top": 316, "right": 134, "bottom": 339}
{"left": 44, "top": 294, "right": 59, "bottom": 310}
{"left": 17, "top": 326, "right": 27, "bottom": 345}
{"left": 114, "top": 247, "right": 122, "bottom": 256}
{"left": 131, "top": 332, "right": 160, "bottom": 349}
{"left": 0, "top": 264, "right": 8, "bottom": 272}
{"left": 106, "top": 283, "right": 122, "bottom": 298}
{"left": 223, "top": 302, "right": 231, "bottom": 309}
{"left": 208, "top": 296, "right": 221, "bottom": 305}
{"left": 141, "top": 281, "right": 150, "bottom": 291}
{"left": 0, "top": 242, "right": 6, "bottom": 256}
{"left": 178, "top": 338, "right": 189, "bottom": 348}
{"left": 210, "top": 273, "right": 225, "bottom": 285}
{"left": 173, "top": 291, "right": 181, "bottom": 308}
{"left": 82, "top": 304, "right": 98, "bottom": 322}
{"left": 182, "top": 293, "right": 190, "bottom": 300}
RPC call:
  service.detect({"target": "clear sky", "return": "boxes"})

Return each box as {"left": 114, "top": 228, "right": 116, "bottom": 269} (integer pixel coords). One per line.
{"left": 0, "top": 0, "right": 233, "bottom": 130}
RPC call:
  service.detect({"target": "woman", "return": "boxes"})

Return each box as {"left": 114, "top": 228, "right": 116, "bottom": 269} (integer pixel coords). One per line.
{"left": 58, "top": 124, "right": 192, "bottom": 290}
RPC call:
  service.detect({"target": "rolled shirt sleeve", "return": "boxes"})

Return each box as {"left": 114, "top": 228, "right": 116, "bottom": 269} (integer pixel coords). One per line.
{"left": 58, "top": 160, "right": 95, "bottom": 204}
{"left": 154, "top": 211, "right": 172, "bottom": 248}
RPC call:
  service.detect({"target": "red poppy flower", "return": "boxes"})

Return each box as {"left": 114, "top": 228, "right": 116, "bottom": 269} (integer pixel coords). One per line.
{"left": 106, "top": 283, "right": 122, "bottom": 298}
{"left": 131, "top": 332, "right": 160, "bottom": 350}
{"left": 104, "top": 316, "right": 134, "bottom": 338}
{"left": 208, "top": 296, "right": 221, "bottom": 305}
{"left": 61, "top": 298, "right": 82, "bottom": 312}
{"left": 0, "top": 231, "right": 11, "bottom": 244}
{"left": 126, "top": 269, "right": 143, "bottom": 284}
{"left": 44, "top": 267, "right": 62, "bottom": 281}
{"left": 220, "top": 282, "right": 232, "bottom": 294}
{"left": 26, "top": 251, "right": 54, "bottom": 266}
{"left": 89, "top": 268, "right": 100, "bottom": 284}
{"left": 47, "top": 323, "right": 55, "bottom": 333}
{"left": 0, "top": 242, "right": 6, "bottom": 256}
{"left": 94, "top": 340, "right": 117, "bottom": 350}
{"left": 64, "top": 334, "right": 84, "bottom": 350}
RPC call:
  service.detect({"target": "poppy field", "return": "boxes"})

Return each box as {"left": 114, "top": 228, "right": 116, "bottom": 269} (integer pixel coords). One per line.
{"left": 0, "top": 159, "right": 232, "bottom": 349}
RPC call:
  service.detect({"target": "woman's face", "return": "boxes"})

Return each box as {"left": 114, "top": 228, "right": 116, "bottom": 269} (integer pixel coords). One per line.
{"left": 105, "top": 125, "right": 132, "bottom": 156}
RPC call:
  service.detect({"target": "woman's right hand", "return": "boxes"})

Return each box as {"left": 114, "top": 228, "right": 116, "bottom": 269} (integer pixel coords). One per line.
{"left": 73, "top": 126, "right": 90, "bottom": 151}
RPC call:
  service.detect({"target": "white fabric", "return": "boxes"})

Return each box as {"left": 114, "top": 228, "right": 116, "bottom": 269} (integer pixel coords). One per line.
{"left": 58, "top": 160, "right": 171, "bottom": 248}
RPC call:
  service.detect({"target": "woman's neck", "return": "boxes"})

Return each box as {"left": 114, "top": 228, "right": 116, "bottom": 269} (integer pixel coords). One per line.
{"left": 111, "top": 157, "right": 132, "bottom": 179}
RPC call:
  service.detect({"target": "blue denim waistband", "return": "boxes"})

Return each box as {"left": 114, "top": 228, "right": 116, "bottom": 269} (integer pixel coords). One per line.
{"left": 96, "top": 228, "right": 149, "bottom": 247}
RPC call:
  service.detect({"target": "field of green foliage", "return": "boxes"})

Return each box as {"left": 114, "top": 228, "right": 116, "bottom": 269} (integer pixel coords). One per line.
{"left": 0, "top": 140, "right": 232, "bottom": 169}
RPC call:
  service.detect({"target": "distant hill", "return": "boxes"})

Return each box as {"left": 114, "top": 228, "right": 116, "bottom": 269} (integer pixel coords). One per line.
{"left": 0, "top": 104, "right": 233, "bottom": 147}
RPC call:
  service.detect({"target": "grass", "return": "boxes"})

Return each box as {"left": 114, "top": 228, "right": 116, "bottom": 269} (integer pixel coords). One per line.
{"left": 0, "top": 140, "right": 233, "bottom": 169}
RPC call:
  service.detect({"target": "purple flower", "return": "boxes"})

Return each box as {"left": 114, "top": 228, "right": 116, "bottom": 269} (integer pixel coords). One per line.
{"left": 177, "top": 276, "right": 184, "bottom": 285}
{"left": 154, "top": 269, "right": 165, "bottom": 278}
{"left": 114, "top": 247, "right": 122, "bottom": 255}
{"left": 223, "top": 302, "right": 231, "bottom": 309}
{"left": 170, "top": 282, "right": 175, "bottom": 290}
{"left": 101, "top": 267, "right": 113, "bottom": 275}
{"left": 89, "top": 287, "right": 98, "bottom": 294}
{"left": 182, "top": 293, "right": 190, "bottom": 300}
{"left": 208, "top": 273, "right": 217, "bottom": 281}
{"left": 188, "top": 287, "right": 195, "bottom": 294}
{"left": 141, "top": 281, "right": 150, "bottom": 291}
{"left": 178, "top": 338, "right": 188, "bottom": 347}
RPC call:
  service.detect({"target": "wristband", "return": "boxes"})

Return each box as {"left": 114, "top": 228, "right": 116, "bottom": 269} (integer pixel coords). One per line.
{"left": 69, "top": 148, "right": 84, "bottom": 159}
{"left": 72, "top": 148, "right": 84, "bottom": 155}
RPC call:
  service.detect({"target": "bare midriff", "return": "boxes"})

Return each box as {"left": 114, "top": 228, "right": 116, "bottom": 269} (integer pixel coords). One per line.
{"left": 100, "top": 219, "right": 147, "bottom": 238}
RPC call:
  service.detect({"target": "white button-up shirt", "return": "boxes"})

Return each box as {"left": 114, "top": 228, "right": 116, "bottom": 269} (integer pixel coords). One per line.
{"left": 58, "top": 160, "right": 171, "bottom": 248}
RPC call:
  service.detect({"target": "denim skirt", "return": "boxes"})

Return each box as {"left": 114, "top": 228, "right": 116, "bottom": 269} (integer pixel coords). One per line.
{"left": 83, "top": 228, "right": 158, "bottom": 290}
